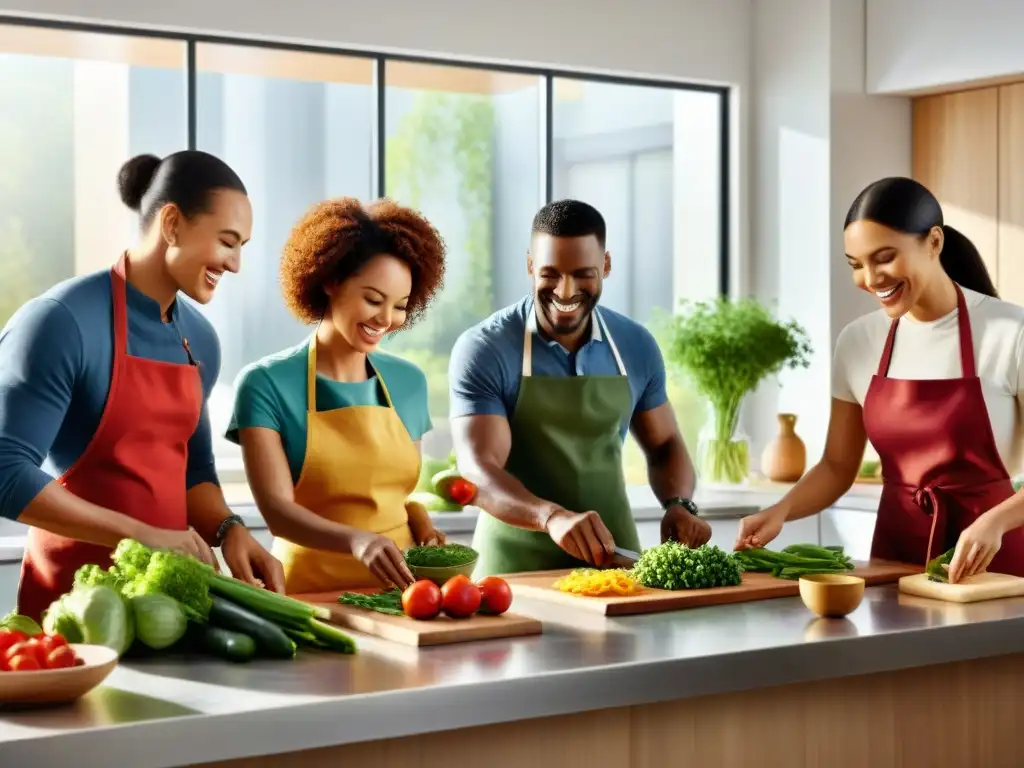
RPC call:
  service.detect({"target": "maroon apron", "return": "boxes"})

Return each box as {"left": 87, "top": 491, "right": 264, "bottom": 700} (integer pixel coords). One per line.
{"left": 864, "top": 283, "right": 1024, "bottom": 574}
{"left": 17, "top": 253, "right": 202, "bottom": 622}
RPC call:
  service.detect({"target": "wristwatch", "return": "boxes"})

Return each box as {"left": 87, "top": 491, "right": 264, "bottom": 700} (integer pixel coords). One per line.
{"left": 662, "top": 496, "right": 700, "bottom": 517}
{"left": 214, "top": 514, "right": 246, "bottom": 547}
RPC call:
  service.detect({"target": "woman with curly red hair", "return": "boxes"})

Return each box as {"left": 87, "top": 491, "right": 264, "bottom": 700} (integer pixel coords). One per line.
{"left": 226, "top": 198, "right": 448, "bottom": 594}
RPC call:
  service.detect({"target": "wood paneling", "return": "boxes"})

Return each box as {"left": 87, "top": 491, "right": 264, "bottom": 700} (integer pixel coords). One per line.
{"left": 999, "top": 83, "right": 1024, "bottom": 305}
{"left": 202, "top": 653, "right": 1024, "bottom": 767}
{"left": 912, "top": 88, "right": 1000, "bottom": 282}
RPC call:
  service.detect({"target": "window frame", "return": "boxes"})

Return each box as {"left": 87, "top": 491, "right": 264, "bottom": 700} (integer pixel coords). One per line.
{"left": 0, "top": 15, "right": 732, "bottom": 494}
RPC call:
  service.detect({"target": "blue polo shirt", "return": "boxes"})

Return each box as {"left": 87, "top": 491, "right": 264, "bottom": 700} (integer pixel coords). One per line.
{"left": 0, "top": 269, "right": 221, "bottom": 521}
{"left": 448, "top": 295, "right": 668, "bottom": 437}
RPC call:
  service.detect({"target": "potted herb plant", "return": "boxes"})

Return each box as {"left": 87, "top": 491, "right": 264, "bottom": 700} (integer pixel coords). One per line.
{"left": 655, "top": 298, "right": 812, "bottom": 485}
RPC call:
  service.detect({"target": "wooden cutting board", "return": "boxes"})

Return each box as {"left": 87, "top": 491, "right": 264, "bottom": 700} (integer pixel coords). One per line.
{"left": 500, "top": 560, "right": 920, "bottom": 616}
{"left": 898, "top": 572, "right": 1024, "bottom": 603}
{"left": 294, "top": 591, "right": 543, "bottom": 647}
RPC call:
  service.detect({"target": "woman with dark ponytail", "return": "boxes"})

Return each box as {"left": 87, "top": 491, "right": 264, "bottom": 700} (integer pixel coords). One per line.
{"left": 737, "top": 176, "right": 1024, "bottom": 583}
{"left": 0, "top": 150, "right": 283, "bottom": 621}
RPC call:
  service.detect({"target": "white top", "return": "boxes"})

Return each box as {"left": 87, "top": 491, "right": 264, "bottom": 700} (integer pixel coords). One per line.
{"left": 831, "top": 287, "right": 1024, "bottom": 474}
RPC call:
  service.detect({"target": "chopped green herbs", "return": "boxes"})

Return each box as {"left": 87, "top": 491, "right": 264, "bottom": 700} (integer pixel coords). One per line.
{"left": 404, "top": 543, "right": 478, "bottom": 568}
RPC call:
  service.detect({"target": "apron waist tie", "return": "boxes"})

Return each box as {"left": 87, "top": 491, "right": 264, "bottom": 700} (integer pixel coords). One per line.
{"left": 910, "top": 484, "right": 943, "bottom": 565}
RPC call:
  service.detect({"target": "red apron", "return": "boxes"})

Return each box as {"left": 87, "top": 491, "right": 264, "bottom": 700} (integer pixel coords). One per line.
{"left": 864, "top": 283, "right": 1024, "bottom": 574}
{"left": 17, "top": 254, "right": 202, "bottom": 621}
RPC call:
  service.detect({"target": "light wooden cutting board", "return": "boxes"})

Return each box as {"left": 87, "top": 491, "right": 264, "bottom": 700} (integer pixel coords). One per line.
{"left": 295, "top": 591, "right": 543, "bottom": 647}
{"left": 898, "top": 572, "right": 1024, "bottom": 603}
{"left": 501, "top": 560, "right": 920, "bottom": 617}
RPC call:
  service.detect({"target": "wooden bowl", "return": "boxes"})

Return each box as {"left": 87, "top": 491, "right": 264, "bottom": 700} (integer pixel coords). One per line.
{"left": 0, "top": 643, "right": 119, "bottom": 706}
{"left": 799, "top": 573, "right": 865, "bottom": 618}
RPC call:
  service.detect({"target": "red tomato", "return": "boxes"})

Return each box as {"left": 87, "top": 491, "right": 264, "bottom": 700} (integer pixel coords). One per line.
{"left": 45, "top": 646, "right": 77, "bottom": 670}
{"left": 402, "top": 579, "right": 443, "bottom": 620}
{"left": 36, "top": 634, "right": 67, "bottom": 656}
{"left": 448, "top": 478, "right": 477, "bottom": 506}
{"left": 5, "top": 641, "right": 33, "bottom": 662}
{"left": 8, "top": 654, "right": 39, "bottom": 672}
{"left": 0, "top": 630, "right": 25, "bottom": 655}
{"left": 477, "top": 576, "right": 513, "bottom": 615}
{"left": 441, "top": 575, "right": 481, "bottom": 618}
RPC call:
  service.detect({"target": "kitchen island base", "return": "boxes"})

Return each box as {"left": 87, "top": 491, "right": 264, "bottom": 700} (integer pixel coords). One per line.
{"left": 200, "top": 651, "right": 1024, "bottom": 768}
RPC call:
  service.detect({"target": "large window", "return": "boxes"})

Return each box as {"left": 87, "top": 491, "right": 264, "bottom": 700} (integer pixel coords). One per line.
{"left": 381, "top": 62, "right": 544, "bottom": 459}
{"left": 0, "top": 18, "right": 728, "bottom": 503}
{"left": 0, "top": 25, "right": 186, "bottom": 329}
{"left": 551, "top": 79, "right": 724, "bottom": 482}
{"left": 193, "top": 44, "right": 376, "bottom": 477}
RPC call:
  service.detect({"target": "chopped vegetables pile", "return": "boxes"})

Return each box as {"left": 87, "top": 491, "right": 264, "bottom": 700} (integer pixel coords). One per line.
{"left": 404, "top": 543, "right": 478, "bottom": 568}
{"left": 631, "top": 541, "right": 742, "bottom": 590}
{"left": 340, "top": 575, "right": 512, "bottom": 621}
{"left": 925, "top": 547, "right": 955, "bottom": 583}
{"left": 553, "top": 568, "right": 643, "bottom": 596}
{"left": 42, "top": 539, "right": 356, "bottom": 663}
{"left": 732, "top": 543, "right": 855, "bottom": 580}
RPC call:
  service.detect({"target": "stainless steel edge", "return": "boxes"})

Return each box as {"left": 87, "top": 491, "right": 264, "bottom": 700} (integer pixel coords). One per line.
{"left": 3, "top": 585, "right": 1024, "bottom": 767}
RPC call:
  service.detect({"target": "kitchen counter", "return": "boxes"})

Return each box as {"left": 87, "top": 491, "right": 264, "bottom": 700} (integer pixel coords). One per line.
{"left": 2, "top": 582, "right": 1023, "bottom": 767}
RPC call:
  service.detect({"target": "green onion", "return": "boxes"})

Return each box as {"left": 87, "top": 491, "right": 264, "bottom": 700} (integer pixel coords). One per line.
{"left": 209, "top": 574, "right": 330, "bottom": 621}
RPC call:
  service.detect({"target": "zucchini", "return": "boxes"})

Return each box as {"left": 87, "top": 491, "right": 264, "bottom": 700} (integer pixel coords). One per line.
{"left": 199, "top": 624, "right": 256, "bottom": 663}
{"left": 207, "top": 595, "right": 297, "bottom": 659}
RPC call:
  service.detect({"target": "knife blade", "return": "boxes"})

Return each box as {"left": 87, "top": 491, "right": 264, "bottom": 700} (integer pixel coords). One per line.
{"left": 610, "top": 546, "right": 640, "bottom": 567}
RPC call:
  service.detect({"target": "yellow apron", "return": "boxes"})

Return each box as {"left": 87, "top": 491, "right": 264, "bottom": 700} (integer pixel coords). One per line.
{"left": 272, "top": 334, "right": 421, "bottom": 595}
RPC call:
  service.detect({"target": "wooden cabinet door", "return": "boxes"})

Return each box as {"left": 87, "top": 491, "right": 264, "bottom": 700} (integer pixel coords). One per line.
{"left": 912, "top": 89, "right": 999, "bottom": 283}
{"left": 999, "top": 83, "right": 1024, "bottom": 305}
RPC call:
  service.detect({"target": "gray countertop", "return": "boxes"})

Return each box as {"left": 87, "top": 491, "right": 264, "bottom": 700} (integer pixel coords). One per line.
{"left": 2, "top": 582, "right": 1022, "bottom": 767}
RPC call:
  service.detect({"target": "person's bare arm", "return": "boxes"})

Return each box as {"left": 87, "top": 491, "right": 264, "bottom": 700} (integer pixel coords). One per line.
{"left": 18, "top": 484, "right": 147, "bottom": 546}
{"left": 774, "top": 398, "right": 867, "bottom": 521}
{"left": 239, "top": 426, "right": 363, "bottom": 552}
{"left": 630, "top": 403, "right": 696, "bottom": 502}
{"left": 450, "top": 414, "right": 561, "bottom": 531}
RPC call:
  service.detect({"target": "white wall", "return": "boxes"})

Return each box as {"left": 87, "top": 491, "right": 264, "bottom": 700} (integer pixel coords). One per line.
{"left": 746, "top": 0, "right": 911, "bottom": 466}
{"left": 866, "top": 0, "right": 1024, "bottom": 94}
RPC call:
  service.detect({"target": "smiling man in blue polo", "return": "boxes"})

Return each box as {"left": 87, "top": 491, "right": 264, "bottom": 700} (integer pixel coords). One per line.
{"left": 448, "top": 199, "right": 708, "bottom": 576}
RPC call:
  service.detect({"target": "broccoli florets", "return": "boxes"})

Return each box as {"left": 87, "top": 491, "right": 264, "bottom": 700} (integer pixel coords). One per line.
{"left": 73, "top": 564, "right": 123, "bottom": 592}
{"left": 632, "top": 541, "right": 743, "bottom": 590}
{"left": 111, "top": 539, "right": 155, "bottom": 584}
{"left": 125, "top": 549, "right": 213, "bottom": 621}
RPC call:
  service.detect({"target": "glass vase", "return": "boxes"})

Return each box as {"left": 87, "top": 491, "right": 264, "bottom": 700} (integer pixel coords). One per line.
{"left": 696, "top": 401, "right": 750, "bottom": 485}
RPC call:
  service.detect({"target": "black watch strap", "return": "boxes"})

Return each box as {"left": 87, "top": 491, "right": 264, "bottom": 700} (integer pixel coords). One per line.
{"left": 214, "top": 514, "right": 246, "bottom": 547}
{"left": 662, "top": 496, "right": 699, "bottom": 517}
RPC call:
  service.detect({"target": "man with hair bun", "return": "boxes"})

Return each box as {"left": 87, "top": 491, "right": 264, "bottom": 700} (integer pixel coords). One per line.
{"left": 227, "top": 197, "right": 449, "bottom": 594}
{"left": 0, "top": 150, "right": 284, "bottom": 621}
{"left": 449, "top": 199, "right": 708, "bottom": 576}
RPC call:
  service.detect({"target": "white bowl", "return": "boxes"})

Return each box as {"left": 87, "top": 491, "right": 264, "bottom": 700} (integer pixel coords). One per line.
{"left": 0, "top": 643, "right": 119, "bottom": 706}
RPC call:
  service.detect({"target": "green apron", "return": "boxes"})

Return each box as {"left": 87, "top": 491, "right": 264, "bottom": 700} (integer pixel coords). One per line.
{"left": 472, "top": 307, "right": 642, "bottom": 577}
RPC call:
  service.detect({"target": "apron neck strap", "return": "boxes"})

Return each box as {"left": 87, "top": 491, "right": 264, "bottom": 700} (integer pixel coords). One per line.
{"left": 306, "top": 327, "right": 396, "bottom": 411}
{"left": 876, "top": 282, "right": 975, "bottom": 379}
{"left": 522, "top": 307, "right": 627, "bottom": 377}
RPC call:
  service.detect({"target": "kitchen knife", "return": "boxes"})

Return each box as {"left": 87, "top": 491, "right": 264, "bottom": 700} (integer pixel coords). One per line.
{"left": 610, "top": 546, "right": 640, "bottom": 567}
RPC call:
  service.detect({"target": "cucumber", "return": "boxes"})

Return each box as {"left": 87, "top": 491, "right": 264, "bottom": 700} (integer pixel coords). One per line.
{"left": 199, "top": 624, "right": 256, "bottom": 663}
{"left": 207, "top": 595, "right": 297, "bottom": 659}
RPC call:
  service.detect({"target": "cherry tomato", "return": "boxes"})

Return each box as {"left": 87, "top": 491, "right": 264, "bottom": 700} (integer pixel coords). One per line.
{"left": 36, "top": 634, "right": 67, "bottom": 656}
{"left": 0, "top": 630, "right": 25, "bottom": 655}
{"left": 477, "top": 576, "right": 513, "bottom": 615}
{"left": 8, "top": 654, "right": 39, "bottom": 672}
{"left": 45, "top": 645, "right": 77, "bottom": 670}
{"left": 441, "top": 575, "right": 481, "bottom": 618}
{"left": 448, "top": 478, "right": 477, "bottom": 506}
{"left": 402, "top": 579, "right": 443, "bottom": 620}
{"left": 5, "top": 641, "right": 33, "bottom": 662}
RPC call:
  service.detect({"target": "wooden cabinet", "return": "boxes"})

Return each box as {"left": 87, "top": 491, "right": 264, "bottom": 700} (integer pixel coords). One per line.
{"left": 912, "top": 82, "right": 1024, "bottom": 302}
{"left": 999, "top": 83, "right": 1024, "bottom": 306}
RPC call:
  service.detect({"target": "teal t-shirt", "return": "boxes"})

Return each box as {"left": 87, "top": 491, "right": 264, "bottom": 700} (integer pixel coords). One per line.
{"left": 225, "top": 341, "right": 433, "bottom": 484}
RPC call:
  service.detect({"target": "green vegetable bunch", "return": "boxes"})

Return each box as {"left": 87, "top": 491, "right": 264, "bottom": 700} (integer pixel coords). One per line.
{"left": 404, "top": 543, "right": 478, "bottom": 568}
{"left": 925, "top": 547, "right": 955, "bottom": 583}
{"left": 654, "top": 298, "right": 811, "bottom": 483}
{"left": 631, "top": 541, "right": 742, "bottom": 590}
{"left": 338, "top": 589, "right": 405, "bottom": 616}
{"left": 56, "top": 539, "right": 356, "bottom": 660}
{"left": 732, "top": 543, "right": 854, "bottom": 580}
